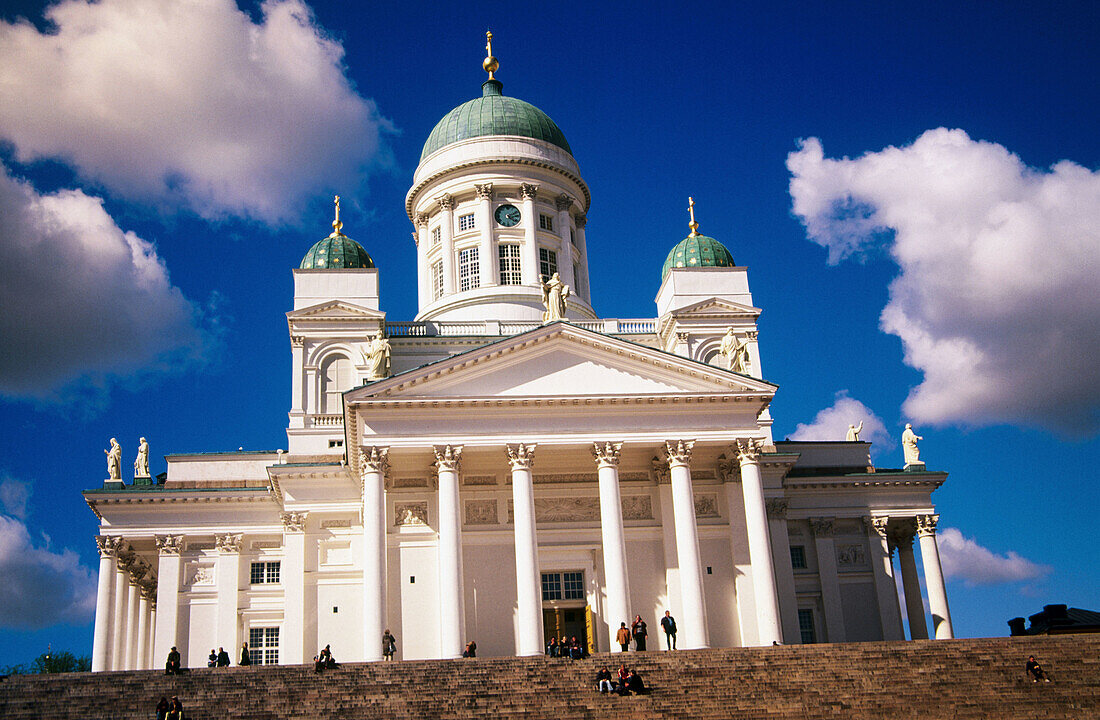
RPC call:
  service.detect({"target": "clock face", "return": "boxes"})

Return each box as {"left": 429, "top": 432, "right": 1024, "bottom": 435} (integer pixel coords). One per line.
{"left": 495, "top": 204, "right": 521, "bottom": 227}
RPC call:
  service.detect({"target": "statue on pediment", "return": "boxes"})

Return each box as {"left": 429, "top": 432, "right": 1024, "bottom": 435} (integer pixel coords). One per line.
{"left": 540, "top": 273, "right": 570, "bottom": 323}
{"left": 134, "top": 437, "right": 150, "bottom": 478}
{"left": 366, "top": 333, "right": 391, "bottom": 380}
{"left": 902, "top": 424, "right": 923, "bottom": 465}
{"left": 846, "top": 422, "right": 863, "bottom": 442}
{"left": 105, "top": 438, "right": 121, "bottom": 480}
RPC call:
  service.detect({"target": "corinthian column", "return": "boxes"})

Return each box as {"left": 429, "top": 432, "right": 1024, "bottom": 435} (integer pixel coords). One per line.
{"left": 215, "top": 533, "right": 243, "bottom": 657}
{"left": 507, "top": 444, "right": 543, "bottom": 656}
{"left": 594, "top": 442, "right": 631, "bottom": 650}
{"left": 125, "top": 564, "right": 146, "bottom": 669}
{"left": 665, "top": 440, "right": 709, "bottom": 648}
{"left": 136, "top": 582, "right": 153, "bottom": 670}
{"left": 152, "top": 535, "right": 184, "bottom": 667}
{"left": 893, "top": 522, "right": 928, "bottom": 640}
{"left": 520, "top": 184, "right": 539, "bottom": 286}
{"left": 438, "top": 194, "right": 456, "bottom": 295}
{"left": 555, "top": 194, "right": 574, "bottom": 288}
{"left": 434, "top": 445, "right": 465, "bottom": 659}
{"left": 735, "top": 438, "right": 782, "bottom": 645}
{"left": 361, "top": 446, "right": 389, "bottom": 661}
{"left": 112, "top": 548, "right": 133, "bottom": 670}
{"left": 415, "top": 214, "right": 430, "bottom": 308}
{"left": 866, "top": 517, "right": 904, "bottom": 640}
{"left": 281, "top": 512, "right": 309, "bottom": 664}
{"left": 917, "top": 514, "right": 954, "bottom": 639}
{"left": 92, "top": 535, "right": 122, "bottom": 671}
{"left": 475, "top": 183, "right": 495, "bottom": 287}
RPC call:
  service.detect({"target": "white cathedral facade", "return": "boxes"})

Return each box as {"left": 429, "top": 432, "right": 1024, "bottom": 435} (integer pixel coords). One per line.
{"left": 85, "top": 41, "right": 954, "bottom": 672}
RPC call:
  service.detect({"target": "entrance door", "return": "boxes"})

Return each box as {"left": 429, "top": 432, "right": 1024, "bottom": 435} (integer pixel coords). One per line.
{"left": 541, "top": 570, "right": 595, "bottom": 654}
{"left": 543, "top": 607, "right": 590, "bottom": 652}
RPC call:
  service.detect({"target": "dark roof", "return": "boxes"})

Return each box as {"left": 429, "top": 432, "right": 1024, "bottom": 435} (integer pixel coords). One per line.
{"left": 1009, "top": 604, "right": 1100, "bottom": 635}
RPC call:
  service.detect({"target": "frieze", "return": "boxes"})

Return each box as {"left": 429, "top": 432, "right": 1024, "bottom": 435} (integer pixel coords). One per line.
{"left": 320, "top": 519, "right": 352, "bottom": 528}
{"left": 216, "top": 533, "right": 243, "bottom": 553}
{"left": 532, "top": 473, "right": 595, "bottom": 484}
{"left": 837, "top": 543, "right": 868, "bottom": 568}
{"left": 621, "top": 495, "right": 653, "bottom": 520}
{"left": 694, "top": 493, "right": 720, "bottom": 518}
{"left": 464, "top": 499, "right": 499, "bottom": 526}
{"left": 251, "top": 540, "right": 282, "bottom": 550}
{"left": 395, "top": 502, "right": 429, "bottom": 527}
{"left": 462, "top": 475, "right": 497, "bottom": 486}
{"left": 391, "top": 477, "right": 429, "bottom": 488}
{"left": 281, "top": 512, "right": 309, "bottom": 532}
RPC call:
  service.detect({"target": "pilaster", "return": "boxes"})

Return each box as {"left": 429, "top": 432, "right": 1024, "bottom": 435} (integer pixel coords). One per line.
{"left": 152, "top": 535, "right": 184, "bottom": 667}
{"left": 215, "top": 533, "right": 243, "bottom": 657}
{"left": 520, "top": 184, "right": 539, "bottom": 286}
{"left": 810, "top": 517, "right": 846, "bottom": 642}
{"left": 475, "top": 183, "right": 495, "bottom": 287}
{"left": 361, "top": 446, "right": 389, "bottom": 661}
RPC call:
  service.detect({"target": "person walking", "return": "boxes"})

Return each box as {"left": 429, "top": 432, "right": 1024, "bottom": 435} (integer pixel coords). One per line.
{"left": 382, "top": 629, "right": 397, "bottom": 661}
{"left": 631, "top": 615, "right": 648, "bottom": 651}
{"left": 660, "top": 610, "right": 677, "bottom": 650}
{"left": 615, "top": 622, "right": 630, "bottom": 652}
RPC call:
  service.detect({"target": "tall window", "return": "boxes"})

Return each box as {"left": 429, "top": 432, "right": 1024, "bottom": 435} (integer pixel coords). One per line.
{"left": 459, "top": 248, "right": 480, "bottom": 291}
{"left": 431, "top": 227, "right": 441, "bottom": 246}
{"left": 431, "top": 261, "right": 444, "bottom": 300}
{"left": 320, "top": 355, "right": 354, "bottom": 414}
{"left": 250, "top": 561, "right": 281, "bottom": 584}
{"left": 798, "top": 609, "right": 817, "bottom": 644}
{"left": 570, "top": 228, "right": 576, "bottom": 246}
{"left": 539, "top": 248, "right": 558, "bottom": 280}
{"left": 573, "top": 263, "right": 581, "bottom": 296}
{"left": 539, "top": 214, "right": 554, "bottom": 231}
{"left": 498, "top": 244, "right": 522, "bottom": 285}
{"left": 541, "top": 571, "right": 584, "bottom": 601}
{"left": 458, "top": 213, "right": 475, "bottom": 232}
{"left": 789, "top": 546, "right": 807, "bottom": 569}
{"left": 248, "top": 627, "right": 280, "bottom": 665}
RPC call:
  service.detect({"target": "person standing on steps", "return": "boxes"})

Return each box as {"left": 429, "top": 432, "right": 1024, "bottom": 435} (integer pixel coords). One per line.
{"left": 631, "top": 615, "right": 648, "bottom": 651}
{"left": 207, "top": 649, "right": 217, "bottom": 667}
{"left": 463, "top": 640, "right": 477, "bottom": 658}
{"left": 616, "top": 622, "right": 630, "bottom": 652}
{"left": 382, "top": 629, "right": 397, "bottom": 661}
{"left": 216, "top": 646, "right": 231, "bottom": 667}
{"left": 660, "top": 610, "right": 677, "bottom": 650}
{"left": 239, "top": 642, "right": 251, "bottom": 666}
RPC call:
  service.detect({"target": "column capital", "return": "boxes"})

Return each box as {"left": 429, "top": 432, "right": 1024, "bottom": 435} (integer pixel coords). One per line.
{"left": 128, "top": 563, "right": 148, "bottom": 584}
{"left": 665, "top": 439, "right": 695, "bottom": 468}
{"left": 575, "top": 214, "right": 587, "bottom": 229}
{"left": 506, "top": 443, "right": 537, "bottom": 471}
{"left": 520, "top": 183, "right": 539, "bottom": 200}
{"left": 140, "top": 579, "right": 158, "bottom": 600}
{"left": 555, "top": 193, "right": 573, "bottom": 211}
{"left": 865, "top": 515, "right": 891, "bottom": 539}
{"left": 433, "top": 445, "right": 463, "bottom": 473}
{"left": 809, "top": 517, "right": 835, "bottom": 537}
{"left": 415, "top": 212, "right": 430, "bottom": 228}
{"left": 916, "top": 513, "right": 939, "bottom": 537}
{"left": 361, "top": 446, "right": 390, "bottom": 475}
{"left": 290, "top": 335, "right": 304, "bottom": 348}
{"left": 475, "top": 182, "right": 494, "bottom": 200}
{"left": 650, "top": 455, "right": 670, "bottom": 484}
{"left": 155, "top": 535, "right": 184, "bottom": 555}
{"left": 281, "top": 511, "right": 309, "bottom": 533}
{"left": 436, "top": 193, "right": 454, "bottom": 211}
{"left": 216, "top": 533, "right": 243, "bottom": 554}
{"left": 765, "top": 498, "right": 789, "bottom": 520}
{"left": 734, "top": 437, "right": 765, "bottom": 464}
{"left": 593, "top": 441, "right": 623, "bottom": 468}
{"left": 96, "top": 534, "right": 124, "bottom": 558}
{"left": 717, "top": 455, "right": 740, "bottom": 483}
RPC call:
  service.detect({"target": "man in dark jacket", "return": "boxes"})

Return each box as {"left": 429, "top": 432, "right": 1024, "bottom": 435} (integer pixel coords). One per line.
{"left": 215, "top": 647, "right": 231, "bottom": 667}
{"left": 165, "top": 647, "right": 182, "bottom": 675}
{"left": 660, "top": 610, "right": 677, "bottom": 650}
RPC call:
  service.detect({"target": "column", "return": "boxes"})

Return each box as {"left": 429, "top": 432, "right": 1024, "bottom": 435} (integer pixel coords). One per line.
{"left": 146, "top": 598, "right": 157, "bottom": 669}
{"left": 555, "top": 194, "right": 574, "bottom": 288}
{"left": 735, "top": 439, "right": 782, "bottom": 645}
{"left": 917, "top": 514, "right": 954, "bottom": 639}
{"left": 215, "top": 533, "right": 243, "bottom": 656}
{"left": 475, "top": 183, "right": 495, "bottom": 287}
{"left": 655, "top": 461, "right": 682, "bottom": 634}
{"left": 434, "top": 445, "right": 466, "bottom": 659}
{"left": 765, "top": 499, "right": 801, "bottom": 643}
{"left": 508, "top": 444, "right": 543, "bottom": 656}
{"left": 135, "top": 586, "right": 150, "bottom": 671}
{"left": 810, "top": 518, "right": 847, "bottom": 643}
{"left": 111, "top": 550, "right": 133, "bottom": 670}
{"left": 290, "top": 336, "right": 305, "bottom": 418}
{"left": 593, "top": 442, "right": 631, "bottom": 650}
{"left": 152, "top": 535, "right": 183, "bottom": 667}
{"left": 664, "top": 441, "right": 709, "bottom": 648}
{"left": 281, "top": 512, "right": 308, "bottom": 664}
{"left": 362, "top": 447, "right": 389, "bottom": 661}
{"left": 438, "top": 194, "right": 456, "bottom": 295}
{"left": 576, "top": 215, "right": 591, "bottom": 303}
{"left": 520, "top": 184, "right": 539, "bottom": 286}
{"left": 866, "top": 517, "right": 904, "bottom": 640}
{"left": 91, "top": 536, "right": 122, "bottom": 672}
{"left": 124, "top": 565, "right": 145, "bottom": 669}
{"left": 895, "top": 526, "right": 928, "bottom": 639}
{"left": 415, "top": 213, "right": 430, "bottom": 308}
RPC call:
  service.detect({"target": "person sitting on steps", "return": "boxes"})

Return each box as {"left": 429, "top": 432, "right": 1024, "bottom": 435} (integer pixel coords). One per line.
{"left": 616, "top": 663, "right": 631, "bottom": 695}
{"left": 626, "top": 668, "right": 647, "bottom": 695}
{"left": 165, "top": 646, "right": 182, "bottom": 675}
{"left": 569, "top": 636, "right": 585, "bottom": 660}
{"left": 166, "top": 695, "right": 185, "bottom": 720}
{"left": 546, "top": 636, "right": 559, "bottom": 657}
{"left": 1026, "top": 655, "right": 1051, "bottom": 682}
{"left": 595, "top": 666, "right": 613, "bottom": 693}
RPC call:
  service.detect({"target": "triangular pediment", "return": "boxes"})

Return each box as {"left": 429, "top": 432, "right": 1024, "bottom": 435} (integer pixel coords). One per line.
{"left": 287, "top": 300, "right": 385, "bottom": 321}
{"left": 668, "top": 297, "right": 762, "bottom": 319}
{"left": 347, "top": 323, "right": 776, "bottom": 402}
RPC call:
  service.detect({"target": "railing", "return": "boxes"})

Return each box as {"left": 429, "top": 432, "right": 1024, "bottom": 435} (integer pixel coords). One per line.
{"left": 310, "top": 414, "right": 344, "bottom": 427}
{"left": 386, "top": 318, "right": 655, "bottom": 338}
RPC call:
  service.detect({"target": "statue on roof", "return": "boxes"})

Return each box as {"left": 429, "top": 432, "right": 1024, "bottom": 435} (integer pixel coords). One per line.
{"left": 846, "top": 422, "right": 863, "bottom": 442}
{"left": 366, "top": 333, "right": 391, "bottom": 381}
{"left": 902, "top": 423, "right": 924, "bottom": 465}
{"left": 105, "top": 438, "right": 121, "bottom": 480}
{"left": 719, "top": 328, "right": 752, "bottom": 374}
{"left": 134, "top": 437, "right": 150, "bottom": 478}
{"left": 540, "top": 273, "right": 570, "bottom": 324}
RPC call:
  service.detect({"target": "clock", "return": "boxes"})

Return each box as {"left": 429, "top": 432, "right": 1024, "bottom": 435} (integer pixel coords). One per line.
{"left": 494, "top": 204, "right": 521, "bottom": 227}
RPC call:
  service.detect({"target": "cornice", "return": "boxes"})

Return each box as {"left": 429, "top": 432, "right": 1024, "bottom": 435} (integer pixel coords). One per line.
{"left": 349, "top": 393, "right": 772, "bottom": 411}
{"left": 783, "top": 475, "right": 946, "bottom": 491}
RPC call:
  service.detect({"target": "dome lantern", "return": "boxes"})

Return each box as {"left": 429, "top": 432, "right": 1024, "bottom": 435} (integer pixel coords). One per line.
{"left": 299, "top": 195, "right": 375, "bottom": 270}
{"left": 660, "top": 198, "right": 735, "bottom": 281}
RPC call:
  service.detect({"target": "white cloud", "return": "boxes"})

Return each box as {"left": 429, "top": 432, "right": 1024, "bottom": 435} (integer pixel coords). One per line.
{"left": 0, "top": 514, "right": 97, "bottom": 628}
{"left": 789, "top": 390, "right": 892, "bottom": 454}
{"left": 0, "top": 162, "right": 207, "bottom": 398}
{"left": 788, "top": 129, "right": 1100, "bottom": 435}
{"left": 937, "top": 527, "right": 1051, "bottom": 587}
{"left": 0, "top": 475, "right": 31, "bottom": 519}
{"left": 0, "top": 0, "right": 392, "bottom": 223}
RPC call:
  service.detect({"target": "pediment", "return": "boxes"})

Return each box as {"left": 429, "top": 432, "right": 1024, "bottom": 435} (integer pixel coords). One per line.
{"left": 668, "top": 297, "right": 762, "bottom": 319}
{"left": 287, "top": 300, "right": 385, "bottom": 321}
{"left": 347, "top": 323, "right": 776, "bottom": 403}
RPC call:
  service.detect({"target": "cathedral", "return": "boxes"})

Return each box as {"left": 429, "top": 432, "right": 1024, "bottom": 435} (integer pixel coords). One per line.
{"left": 84, "top": 35, "right": 953, "bottom": 672}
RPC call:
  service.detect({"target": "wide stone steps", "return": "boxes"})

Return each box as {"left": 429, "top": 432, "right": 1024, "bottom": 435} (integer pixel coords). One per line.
{"left": 1, "top": 634, "right": 1098, "bottom": 719}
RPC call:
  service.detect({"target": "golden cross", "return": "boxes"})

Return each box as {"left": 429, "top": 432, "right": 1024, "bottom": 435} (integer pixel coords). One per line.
{"left": 486, "top": 30, "right": 493, "bottom": 59}
{"left": 688, "top": 197, "right": 699, "bottom": 236}
{"left": 333, "top": 195, "right": 343, "bottom": 234}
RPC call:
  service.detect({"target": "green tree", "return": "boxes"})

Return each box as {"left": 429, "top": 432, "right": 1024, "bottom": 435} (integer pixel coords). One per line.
{"left": 2, "top": 650, "right": 91, "bottom": 675}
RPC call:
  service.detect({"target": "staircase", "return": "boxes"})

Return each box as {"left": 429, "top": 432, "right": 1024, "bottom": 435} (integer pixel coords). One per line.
{"left": 2, "top": 634, "right": 1098, "bottom": 719}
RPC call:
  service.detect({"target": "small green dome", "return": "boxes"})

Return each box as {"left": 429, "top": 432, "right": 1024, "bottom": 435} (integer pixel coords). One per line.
{"left": 420, "top": 79, "right": 572, "bottom": 162}
{"left": 661, "top": 233, "right": 735, "bottom": 281}
{"left": 300, "top": 233, "right": 375, "bottom": 270}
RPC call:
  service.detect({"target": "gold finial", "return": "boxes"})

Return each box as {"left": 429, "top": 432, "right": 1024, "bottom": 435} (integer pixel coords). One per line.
{"left": 688, "top": 197, "right": 700, "bottom": 236}
{"left": 332, "top": 195, "right": 344, "bottom": 236}
{"left": 483, "top": 30, "right": 499, "bottom": 79}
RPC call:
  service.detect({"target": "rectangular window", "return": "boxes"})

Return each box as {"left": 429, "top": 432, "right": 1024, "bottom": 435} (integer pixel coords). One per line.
{"left": 248, "top": 627, "right": 280, "bottom": 665}
{"left": 790, "top": 546, "right": 807, "bottom": 569}
{"left": 458, "top": 213, "right": 475, "bottom": 232}
{"left": 498, "top": 244, "right": 522, "bottom": 285}
{"left": 431, "top": 226, "right": 441, "bottom": 246}
{"left": 798, "top": 609, "right": 817, "bottom": 644}
{"left": 250, "top": 561, "right": 280, "bottom": 584}
{"left": 431, "top": 260, "right": 444, "bottom": 300}
{"left": 570, "top": 228, "right": 576, "bottom": 246}
{"left": 573, "top": 263, "right": 581, "bottom": 296}
{"left": 459, "top": 247, "right": 480, "bottom": 292}
{"left": 539, "top": 214, "right": 554, "bottom": 231}
{"left": 539, "top": 248, "right": 558, "bottom": 280}
{"left": 541, "top": 572, "right": 562, "bottom": 601}
{"left": 562, "top": 571, "right": 584, "bottom": 600}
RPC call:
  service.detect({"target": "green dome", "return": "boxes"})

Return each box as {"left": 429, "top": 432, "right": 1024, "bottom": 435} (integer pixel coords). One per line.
{"left": 661, "top": 233, "right": 735, "bottom": 281}
{"left": 300, "top": 233, "right": 375, "bottom": 270}
{"left": 420, "top": 80, "right": 572, "bottom": 161}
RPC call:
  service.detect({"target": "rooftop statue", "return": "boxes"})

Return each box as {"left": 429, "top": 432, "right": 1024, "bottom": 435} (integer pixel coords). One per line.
{"left": 104, "top": 438, "right": 121, "bottom": 480}
{"left": 540, "top": 273, "right": 570, "bottom": 324}
{"left": 902, "top": 423, "right": 924, "bottom": 465}
{"left": 134, "top": 437, "right": 150, "bottom": 478}
{"left": 366, "top": 333, "right": 391, "bottom": 380}
{"left": 846, "top": 422, "right": 863, "bottom": 442}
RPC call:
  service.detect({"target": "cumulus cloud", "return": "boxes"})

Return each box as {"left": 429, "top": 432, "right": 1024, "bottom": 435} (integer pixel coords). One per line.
{"left": 0, "top": 0, "right": 391, "bottom": 223}
{"left": 789, "top": 390, "right": 892, "bottom": 454}
{"left": 0, "top": 475, "right": 31, "bottom": 519}
{"left": 788, "top": 130, "right": 1100, "bottom": 435}
{"left": 0, "top": 162, "right": 208, "bottom": 398}
{"left": 937, "top": 527, "right": 1051, "bottom": 587}
{"left": 0, "top": 514, "right": 97, "bottom": 628}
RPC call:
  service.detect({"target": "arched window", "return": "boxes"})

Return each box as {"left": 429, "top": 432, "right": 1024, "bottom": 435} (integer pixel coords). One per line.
{"left": 320, "top": 354, "right": 355, "bottom": 414}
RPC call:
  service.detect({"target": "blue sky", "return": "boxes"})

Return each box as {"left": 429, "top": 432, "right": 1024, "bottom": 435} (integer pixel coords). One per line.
{"left": 0, "top": 0, "right": 1097, "bottom": 665}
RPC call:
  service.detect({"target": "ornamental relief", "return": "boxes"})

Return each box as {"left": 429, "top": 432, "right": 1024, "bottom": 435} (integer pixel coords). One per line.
{"left": 507, "top": 497, "right": 601, "bottom": 523}
{"left": 464, "top": 499, "right": 499, "bottom": 526}
{"left": 391, "top": 477, "right": 429, "bottom": 489}
{"left": 836, "top": 543, "right": 868, "bottom": 568}
{"left": 694, "top": 493, "right": 720, "bottom": 518}
{"left": 462, "top": 475, "right": 497, "bottom": 486}
{"left": 394, "top": 502, "right": 429, "bottom": 527}
{"left": 186, "top": 561, "right": 215, "bottom": 587}
{"left": 621, "top": 495, "right": 653, "bottom": 521}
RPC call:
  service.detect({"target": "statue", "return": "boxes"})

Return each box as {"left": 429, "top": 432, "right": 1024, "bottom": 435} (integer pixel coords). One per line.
{"left": 719, "top": 328, "right": 751, "bottom": 374}
{"left": 104, "top": 438, "right": 121, "bottom": 480}
{"left": 365, "top": 333, "right": 391, "bottom": 380}
{"left": 134, "top": 437, "right": 150, "bottom": 477}
{"left": 540, "top": 273, "right": 570, "bottom": 323}
{"left": 902, "top": 423, "right": 923, "bottom": 465}
{"left": 846, "top": 422, "right": 863, "bottom": 442}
